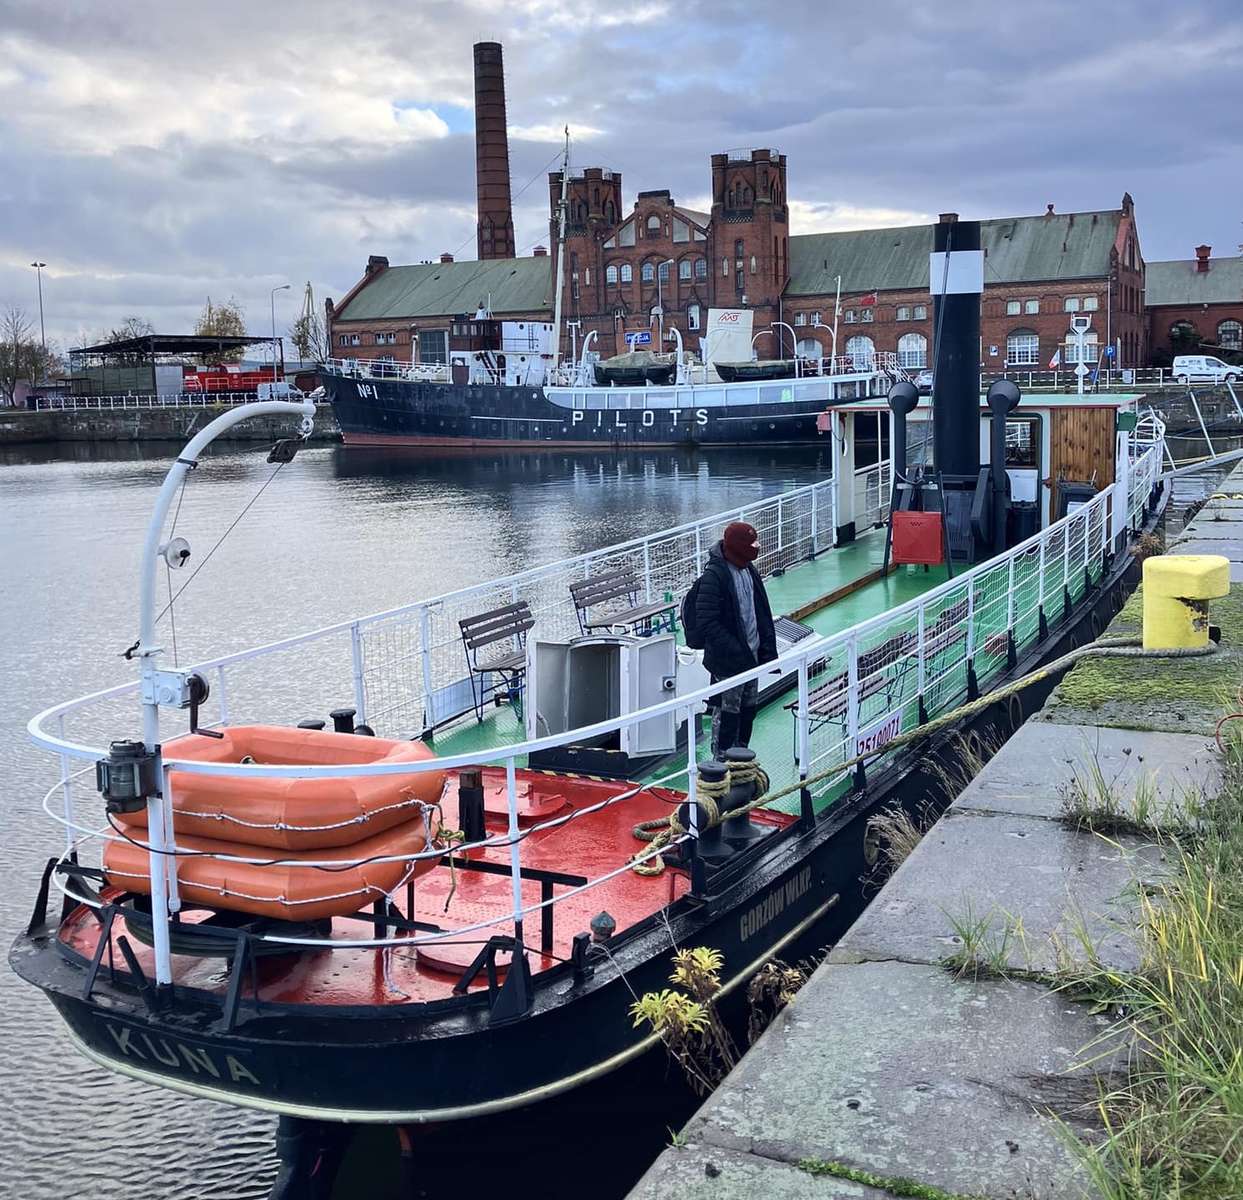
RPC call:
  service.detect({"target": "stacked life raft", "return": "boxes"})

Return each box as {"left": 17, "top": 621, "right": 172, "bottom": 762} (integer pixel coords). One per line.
{"left": 104, "top": 726, "right": 446, "bottom": 921}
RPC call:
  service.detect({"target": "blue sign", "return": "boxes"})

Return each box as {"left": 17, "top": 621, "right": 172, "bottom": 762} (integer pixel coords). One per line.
{"left": 625, "top": 331, "right": 652, "bottom": 347}
{"left": 1104, "top": 345, "right": 1115, "bottom": 359}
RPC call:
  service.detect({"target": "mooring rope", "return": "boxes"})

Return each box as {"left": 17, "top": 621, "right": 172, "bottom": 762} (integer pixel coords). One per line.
{"left": 629, "top": 635, "right": 1218, "bottom": 875}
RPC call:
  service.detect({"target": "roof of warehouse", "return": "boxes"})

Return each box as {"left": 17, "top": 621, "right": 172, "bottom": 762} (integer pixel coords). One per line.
{"left": 334, "top": 256, "right": 554, "bottom": 322}
{"left": 787, "top": 209, "right": 1123, "bottom": 296}
{"left": 1146, "top": 255, "right": 1243, "bottom": 307}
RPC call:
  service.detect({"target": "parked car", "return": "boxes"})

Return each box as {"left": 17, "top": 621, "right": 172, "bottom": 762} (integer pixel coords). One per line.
{"left": 914, "top": 369, "right": 934, "bottom": 394}
{"left": 1173, "top": 355, "right": 1241, "bottom": 385}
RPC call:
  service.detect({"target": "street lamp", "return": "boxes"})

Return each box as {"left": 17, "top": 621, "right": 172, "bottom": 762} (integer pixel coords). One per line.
{"left": 30, "top": 262, "right": 47, "bottom": 384}
{"left": 270, "top": 284, "right": 291, "bottom": 389}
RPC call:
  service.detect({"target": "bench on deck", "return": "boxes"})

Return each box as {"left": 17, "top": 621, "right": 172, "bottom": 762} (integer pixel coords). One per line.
{"left": 789, "top": 630, "right": 919, "bottom": 733}
{"left": 569, "top": 569, "right": 677, "bottom": 637}
{"left": 459, "top": 601, "right": 535, "bottom": 723}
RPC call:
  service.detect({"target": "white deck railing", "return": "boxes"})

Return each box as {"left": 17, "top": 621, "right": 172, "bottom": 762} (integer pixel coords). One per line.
{"left": 27, "top": 433, "right": 1162, "bottom": 965}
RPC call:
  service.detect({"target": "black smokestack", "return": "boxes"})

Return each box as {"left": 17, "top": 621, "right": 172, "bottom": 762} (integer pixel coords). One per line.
{"left": 930, "top": 213, "right": 983, "bottom": 478}
{"left": 474, "top": 42, "right": 516, "bottom": 260}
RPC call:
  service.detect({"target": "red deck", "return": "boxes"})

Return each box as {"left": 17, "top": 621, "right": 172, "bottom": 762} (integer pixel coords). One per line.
{"left": 60, "top": 768, "right": 794, "bottom": 1007}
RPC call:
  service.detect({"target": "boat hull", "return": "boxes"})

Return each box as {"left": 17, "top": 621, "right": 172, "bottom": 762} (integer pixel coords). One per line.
{"left": 322, "top": 372, "right": 853, "bottom": 449}
{"left": 9, "top": 520, "right": 1147, "bottom": 1123}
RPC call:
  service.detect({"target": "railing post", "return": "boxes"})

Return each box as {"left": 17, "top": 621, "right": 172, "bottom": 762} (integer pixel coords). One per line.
{"left": 215, "top": 664, "right": 230, "bottom": 726}
{"left": 57, "top": 714, "right": 74, "bottom": 852}
{"left": 796, "top": 660, "right": 812, "bottom": 822}
{"left": 504, "top": 755, "right": 525, "bottom": 942}
{"left": 846, "top": 634, "right": 861, "bottom": 788}
{"left": 418, "top": 606, "right": 436, "bottom": 724}
{"left": 350, "top": 621, "right": 367, "bottom": 725}
{"left": 694, "top": 526, "right": 703, "bottom": 572}
{"left": 642, "top": 541, "right": 653, "bottom": 602}
{"left": 777, "top": 497, "right": 785, "bottom": 553}
{"left": 810, "top": 486, "right": 819, "bottom": 554}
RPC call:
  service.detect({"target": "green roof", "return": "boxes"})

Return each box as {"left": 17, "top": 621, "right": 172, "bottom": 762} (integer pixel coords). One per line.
{"left": 1146, "top": 256, "right": 1243, "bottom": 307}
{"left": 335, "top": 256, "right": 554, "bottom": 322}
{"left": 788, "top": 209, "right": 1122, "bottom": 297}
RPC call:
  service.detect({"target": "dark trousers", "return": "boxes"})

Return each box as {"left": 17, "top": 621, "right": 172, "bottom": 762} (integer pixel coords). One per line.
{"left": 709, "top": 678, "right": 758, "bottom": 759}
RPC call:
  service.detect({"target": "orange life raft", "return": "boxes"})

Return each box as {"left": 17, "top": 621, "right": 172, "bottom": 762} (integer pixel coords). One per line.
{"left": 104, "top": 726, "right": 447, "bottom": 921}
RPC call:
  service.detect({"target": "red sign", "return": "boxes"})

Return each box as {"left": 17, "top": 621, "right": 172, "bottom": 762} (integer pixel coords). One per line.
{"left": 859, "top": 292, "right": 878, "bottom": 307}
{"left": 716, "top": 311, "right": 742, "bottom": 324}
{"left": 891, "top": 511, "right": 944, "bottom": 566}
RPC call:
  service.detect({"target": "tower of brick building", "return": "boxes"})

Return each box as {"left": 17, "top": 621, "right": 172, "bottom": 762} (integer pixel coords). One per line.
{"left": 473, "top": 42, "right": 516, "bottom": 260}
{"left": 549, "top": 165, "right": 623, "bottom": 340}
{"left": 709, "top": 149, "right": 789, "bottom": 339}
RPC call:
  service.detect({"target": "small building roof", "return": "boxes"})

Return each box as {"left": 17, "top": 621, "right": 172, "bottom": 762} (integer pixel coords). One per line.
{"left": 788, "top": 209, "right": 1123, "bottom": 297}
{"left": 71, "top": 334, "right": 271, "bottom": 356}
{"left": 334, "top": 257, "right": 554, "bottom": 323}
{"left": 1145, "top": 255, "right": 1243, "bottom": 307}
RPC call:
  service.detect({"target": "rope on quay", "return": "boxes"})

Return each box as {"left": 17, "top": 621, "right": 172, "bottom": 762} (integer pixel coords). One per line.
{"left": 630, "top": 635, "right": 1219, "bottom": 874}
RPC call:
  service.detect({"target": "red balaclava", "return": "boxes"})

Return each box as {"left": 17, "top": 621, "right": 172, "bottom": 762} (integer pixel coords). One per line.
{"left": 723, "top": 521, "right": 760, "bottom": 567}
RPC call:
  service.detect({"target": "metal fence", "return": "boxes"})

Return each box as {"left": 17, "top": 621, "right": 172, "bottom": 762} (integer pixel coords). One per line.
{"left": 29, "top": 392, "right": 280, "bottom": 412}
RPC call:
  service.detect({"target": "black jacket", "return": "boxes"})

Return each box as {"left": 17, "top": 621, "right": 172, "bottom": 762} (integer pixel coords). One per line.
{"left": 695, "top": 542, "right": 778, "bottom": 680}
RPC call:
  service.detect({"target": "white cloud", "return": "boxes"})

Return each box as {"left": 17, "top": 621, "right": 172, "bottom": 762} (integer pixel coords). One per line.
{"left": 788, "top": 200, "right": 934, "bottom": 235}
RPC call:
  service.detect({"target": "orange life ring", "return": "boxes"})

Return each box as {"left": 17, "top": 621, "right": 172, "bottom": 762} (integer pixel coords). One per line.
{"left": 114, "top": 726, "right": 446, "bottom": 850}
{"left": 103, "top": 820, "right": 439, "bottom": 922}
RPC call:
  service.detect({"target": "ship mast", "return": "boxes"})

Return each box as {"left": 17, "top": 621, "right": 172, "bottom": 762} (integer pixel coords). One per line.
{"left": 550, "top": 126, "right": 570, "bottom": 381}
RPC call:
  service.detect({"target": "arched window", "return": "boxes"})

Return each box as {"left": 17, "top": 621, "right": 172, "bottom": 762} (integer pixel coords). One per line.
{"left": 1006, "top": 329, "right": 1039, "bottom": 366}
{"left": 606, "top": 264, "right": 618, "bottom": 285}
{"left": 846, "top": 335, "right": 875, "bottom": 368}
{"left": 605, "top": 200, "right": 616, "bottom": 223}
{"left": 576, "top": 201, "right": 587, "bottom": 223}
{"left": 796, "top": 337, "right": 823, "bottom": 360}
{"left": 641, "top": 261, "right": 655, "bottom": 283}
{"left": 898, "top": 332, "right": 927, "bottom": 369}
{"left": 658, "top": 260, "right": 670, "bottom": 283}
{"left": 695, "top": 257, "right": 707, "bottom": 280}
{"left": 646, "top": 215, "right": 661, "bottom": 234}
{"left": 620, "top": 263, "right": 633, "bottom": 284}
{"left": 678, "top": 259, "right": 691, "bottom": 281}
{"left": 1217, "top": 320, "right": 1242, "bottom": 351}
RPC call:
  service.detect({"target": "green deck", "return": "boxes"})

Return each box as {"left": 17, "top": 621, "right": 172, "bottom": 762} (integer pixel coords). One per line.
{"left": 430, "top": 527, "right": 953, "bottom": 813}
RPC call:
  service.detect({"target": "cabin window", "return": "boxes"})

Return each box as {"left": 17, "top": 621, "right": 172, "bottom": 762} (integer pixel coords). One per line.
{"left": 678, "top": 259, "right": 691, "bottom": 281}
{"left": 1006, "top": 330, "right": 1039, "bottom": 365}
{"left": 606, "top": 264, "right": 618, "bottom": 285}
{"left": 1064, "top": 331, "right": 1099, "bottom": 363}
{"left": 641, "top": 262, "right": 655, "bottom": 283}
{"left": 1025, "top": 299, "right": 1039, "bottom": 314}
{"left": 846, "top": 335, "right": 875, "bottom": 368}
{"left": 898, "top": 332, "right": 927, "bottom": 369}
{"left": 1218, "top": 320, "right": 1242, "bottom": 350}
{"left": 688, "top": 303, "right": 701, "bottom": 331}
{"left": 620, "top": 263, "right": 633, "bottom": 284}
{"left": 418, "top": 330, "right": 448, "bottom": 364}
{"left": 897, "top": 306, "right": 911, "bottom": 321}
{"left": 794, "top": 312, "right": 806, "bottom": 326}
{"left": 695, "top": 257, "right": 707, "bottom": 280}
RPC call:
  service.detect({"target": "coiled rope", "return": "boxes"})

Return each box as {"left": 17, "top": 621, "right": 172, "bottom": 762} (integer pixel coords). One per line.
{"left": 629, "top": 635, "right": 1218, "bottom": 875}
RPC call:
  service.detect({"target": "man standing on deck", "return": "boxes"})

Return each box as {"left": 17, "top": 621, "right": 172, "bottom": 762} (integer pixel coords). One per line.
{"left": 695, "top": 521, "right": 777, "bottom": 758}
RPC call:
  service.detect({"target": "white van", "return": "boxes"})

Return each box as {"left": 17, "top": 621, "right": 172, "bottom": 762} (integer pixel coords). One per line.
{"left": 1173, "top": 355, "right": 1241, "bottom": 385}
{"left": 256, "top": 381, "right": 305, "bottom": 401}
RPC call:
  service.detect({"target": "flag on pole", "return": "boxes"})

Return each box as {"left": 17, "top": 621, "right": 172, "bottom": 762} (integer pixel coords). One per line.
{"left": 859, "top": 292, "right": 878, "bottom": 307}
{"left": 1048, "top": 347, "right": 1061, "bottom": 368}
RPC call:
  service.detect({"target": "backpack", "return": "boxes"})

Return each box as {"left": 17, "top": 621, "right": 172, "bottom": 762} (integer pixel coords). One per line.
{"left": 681, "top": 576, "right": 706, "bottom": 649}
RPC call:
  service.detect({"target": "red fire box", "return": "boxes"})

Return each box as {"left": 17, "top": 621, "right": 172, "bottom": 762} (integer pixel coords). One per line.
{"left": 891, "top": 511, "right": 945, "bottom": 566}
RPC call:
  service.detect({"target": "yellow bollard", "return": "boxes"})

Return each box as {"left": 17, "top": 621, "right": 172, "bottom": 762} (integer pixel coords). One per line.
{"left": 1142, "top": 554, "right": 1230, "bottom": 649}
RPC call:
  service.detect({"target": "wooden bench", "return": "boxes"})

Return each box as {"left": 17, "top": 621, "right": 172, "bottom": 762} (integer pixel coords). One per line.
{"left": 459, "top": 601, "right": 535, "bottom": 723}
{"left": 789, "top": 630, "right": 918, "bottom": 730}
{"left": 569, "top": 569, "right": 677, "bottom": 637}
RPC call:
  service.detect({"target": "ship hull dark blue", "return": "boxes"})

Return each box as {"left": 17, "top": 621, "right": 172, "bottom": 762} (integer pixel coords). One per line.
{"left": 323, "top": 373, "right": 843, "bottom": 449}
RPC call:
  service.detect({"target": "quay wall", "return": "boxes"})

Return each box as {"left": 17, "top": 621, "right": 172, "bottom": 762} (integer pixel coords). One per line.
{"left": 0, "top": 405, "right": 342, "bottom": 446}
{"left": 632, "top": 462, "right": 1243, "bottom": 1200}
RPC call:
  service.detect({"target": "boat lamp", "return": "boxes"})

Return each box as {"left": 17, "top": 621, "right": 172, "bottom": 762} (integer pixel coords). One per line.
{"left": 96, "top": 739, "right": 161, "bottom": 815}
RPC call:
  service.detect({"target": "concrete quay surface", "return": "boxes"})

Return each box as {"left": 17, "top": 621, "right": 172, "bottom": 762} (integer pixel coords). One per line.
{"left": 631, "top": 464, "right": 1241, "bottom": 1200}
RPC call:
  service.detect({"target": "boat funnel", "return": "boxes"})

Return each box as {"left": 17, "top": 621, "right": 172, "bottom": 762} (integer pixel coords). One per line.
{"left": 986, "top": 380, "right": 1022, "bottom": 553}
{"left": 887, "top": 380, "right": 919, "bottom": 480}
{"left": 930, "top": 214, "right": 983, "bottom": 480}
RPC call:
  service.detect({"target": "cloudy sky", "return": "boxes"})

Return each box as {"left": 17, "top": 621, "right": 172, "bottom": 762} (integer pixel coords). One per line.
{"left": 1, "top": 0, "right": 1240, "bottom": 350}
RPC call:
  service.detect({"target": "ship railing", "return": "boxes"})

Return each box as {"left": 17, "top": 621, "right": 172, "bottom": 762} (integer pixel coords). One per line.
{"left": 322, "top": 357, "right": 450, "bottom": 383}
{"left": 29, "top": 392, "right": 272, "bottom": 411}
{"left": 31, "top": 442, "right": 1161, "bottom": 978}
{"left": 853, "top": 459, "right": 893, "bottom": 531}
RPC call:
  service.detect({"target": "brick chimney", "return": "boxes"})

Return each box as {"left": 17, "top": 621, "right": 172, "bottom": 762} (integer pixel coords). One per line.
{"left": 440, "top": 252, "right": 454, "bottom": 263}
{"left": 1045, "top": 203, "right": 1055, "bottom": 215}
{"left": 532, "top": 245, "right": 548, "bottom": 257}
{"left": 365, "top": 255, "right": 389, "bottom": 277}
{"left": 473, "top": 42, "right": 516, "bottom": 260}
{"left": 1195, "top": 244, "right": 1211, "bottom": 273}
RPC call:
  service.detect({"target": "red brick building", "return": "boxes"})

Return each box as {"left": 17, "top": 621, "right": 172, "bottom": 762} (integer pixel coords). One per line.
{"left": 1145, "top": 245, "right": 1243, "bottom": 364}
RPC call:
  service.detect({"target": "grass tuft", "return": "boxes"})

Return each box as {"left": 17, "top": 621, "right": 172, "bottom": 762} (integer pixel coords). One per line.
{"left": 797, "top": 1157, "right": 988, "bottom": 1200}
{"left": 940, "top": 900, "right": 1027, "bottom": 981}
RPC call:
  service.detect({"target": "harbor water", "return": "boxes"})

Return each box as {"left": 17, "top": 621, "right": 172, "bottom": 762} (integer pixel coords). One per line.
{"left": 0, "top": 441, "right": 834, "bottom": 1200}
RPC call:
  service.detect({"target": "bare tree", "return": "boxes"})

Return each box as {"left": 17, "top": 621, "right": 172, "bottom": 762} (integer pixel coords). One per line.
{"left": 0, "top": 305, "right": 60, "bottom": 404}
{"left": 289, "top": 310, "right": 327, "bottom": 362}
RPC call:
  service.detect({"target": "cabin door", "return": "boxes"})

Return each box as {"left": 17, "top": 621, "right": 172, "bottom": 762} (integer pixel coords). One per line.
{"left": 1049, "top": 409, "right": 1115, "bottom": 521}
{"left": 621, "top": 636, "right": 678, "bottom": 756}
